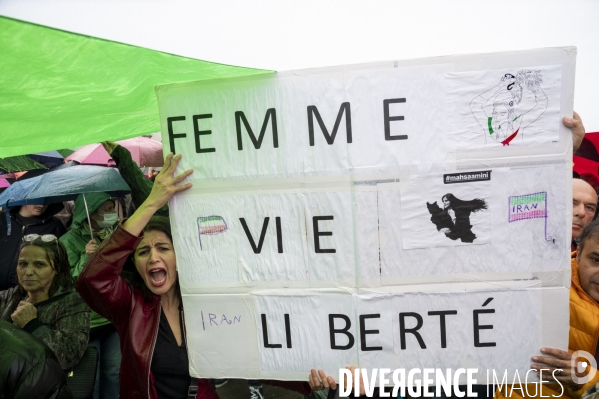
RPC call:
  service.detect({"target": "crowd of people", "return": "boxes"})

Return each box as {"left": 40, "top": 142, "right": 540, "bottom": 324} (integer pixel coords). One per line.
{"left": 0, "top": 112, "right": 597, "bottom": 399}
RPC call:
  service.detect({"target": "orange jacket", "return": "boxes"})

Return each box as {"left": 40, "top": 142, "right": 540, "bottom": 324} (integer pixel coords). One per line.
{"left": 496, "top": 253, "right": 599, "bottom": 398}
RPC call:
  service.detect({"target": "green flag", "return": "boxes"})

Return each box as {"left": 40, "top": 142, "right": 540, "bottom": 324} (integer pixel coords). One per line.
{"left": 0, "top": 16, "right": 271, "bottom": 158}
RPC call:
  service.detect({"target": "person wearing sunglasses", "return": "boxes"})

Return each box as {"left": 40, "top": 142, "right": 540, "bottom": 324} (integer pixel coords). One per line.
{"left": 0, "top": 234, "right": 90, "bottom": 371}
{"left": 0, "top": 203, "right": 66, "bottom": 291}
{"left": 59, "top": 192, "right": 121, "bottom": 399}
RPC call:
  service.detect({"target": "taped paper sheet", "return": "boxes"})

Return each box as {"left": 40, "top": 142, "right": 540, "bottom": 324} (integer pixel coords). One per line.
{"left": 157, "top": 47, "right": 575, "bottom": 381}
{"left": 446, "top": 65, "right": 562, "bottom": 150}
{"left": 184, "top": 287, "right": 569, "bottom": 384}
{"left": 381, "top": 165, "right": 567, "bottom": 279}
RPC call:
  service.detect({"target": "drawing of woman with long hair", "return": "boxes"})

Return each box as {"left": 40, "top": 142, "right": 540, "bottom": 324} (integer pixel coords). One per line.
{"left": 433, "top": 194, "right": 487, "bottom": 243}
{"left": 470, "top": 70, "right": 548, "bottom": 146}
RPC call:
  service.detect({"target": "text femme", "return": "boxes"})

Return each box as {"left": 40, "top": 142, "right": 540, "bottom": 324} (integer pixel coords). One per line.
{"left": 166, "top": 99, "right": 407, "bottom": 154}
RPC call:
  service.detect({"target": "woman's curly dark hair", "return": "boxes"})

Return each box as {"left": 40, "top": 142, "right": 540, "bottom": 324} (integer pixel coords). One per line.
{"left": 18, "top": 238, "right": 74, "bottom": 297}
{"left": 121, "top": 216, "right": 179, "bottom": 302}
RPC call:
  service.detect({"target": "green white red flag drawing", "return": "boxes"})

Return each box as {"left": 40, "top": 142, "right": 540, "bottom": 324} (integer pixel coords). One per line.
{"left": 508, "top": 192, "right": 552, "bottom": 241}
{"left": 197, "top": 216, "right": 228, "bottom": 250}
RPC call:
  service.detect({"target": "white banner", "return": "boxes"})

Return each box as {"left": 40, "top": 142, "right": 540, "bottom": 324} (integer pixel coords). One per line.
{"left": 156, "top": 47, "right": 575, "bottom": 382}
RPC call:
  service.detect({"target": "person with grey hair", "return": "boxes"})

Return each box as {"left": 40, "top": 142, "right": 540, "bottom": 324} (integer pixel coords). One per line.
{"left": 572, "top": 178, "right": 598, "bottom": 251}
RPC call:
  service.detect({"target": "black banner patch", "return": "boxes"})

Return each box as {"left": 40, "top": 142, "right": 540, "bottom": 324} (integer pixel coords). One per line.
{"left": 443, "top": 171, "right": 491, "bottom": 184}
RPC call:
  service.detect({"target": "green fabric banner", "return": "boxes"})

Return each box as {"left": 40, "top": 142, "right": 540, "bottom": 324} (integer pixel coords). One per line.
{"left": 0, "top": 17, "right": 271, "bottom": 158}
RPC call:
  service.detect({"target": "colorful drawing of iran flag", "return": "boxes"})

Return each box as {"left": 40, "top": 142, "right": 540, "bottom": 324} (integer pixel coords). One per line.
{"left": 508, "top": 192, "right": 547, "bottom": 222}
{"left": 197, "top": 216, "right": 228, "bottom": 250}
{"left": 508, "top": 192, "right": 552, "bottom": 242}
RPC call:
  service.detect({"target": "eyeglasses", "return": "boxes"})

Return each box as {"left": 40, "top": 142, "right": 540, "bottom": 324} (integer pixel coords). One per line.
{"left": 23, "top": 234, "right": 58, "bottom": 242}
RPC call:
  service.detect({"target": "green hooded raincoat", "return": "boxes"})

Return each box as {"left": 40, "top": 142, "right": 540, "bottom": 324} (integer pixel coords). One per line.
{"left": 59, "top": 192, "right": 116, "bottom": 329}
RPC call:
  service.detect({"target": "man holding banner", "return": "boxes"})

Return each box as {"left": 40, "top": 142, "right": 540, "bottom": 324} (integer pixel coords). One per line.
{"left": 571, "top": 178, "right": 597, "bottom": 251}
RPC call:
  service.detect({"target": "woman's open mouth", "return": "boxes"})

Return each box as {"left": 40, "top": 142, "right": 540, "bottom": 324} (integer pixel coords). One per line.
{"left": 149, "top": 268, "right": 167, "bottom": 287}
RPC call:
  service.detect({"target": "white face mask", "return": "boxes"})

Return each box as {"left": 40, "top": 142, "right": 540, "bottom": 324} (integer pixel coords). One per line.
{"left": 96, "top": 212, "right": 118, "bottom": 228}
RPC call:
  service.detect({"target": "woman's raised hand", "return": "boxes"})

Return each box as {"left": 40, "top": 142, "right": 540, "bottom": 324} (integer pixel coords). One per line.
{"left": 146, "top": 153, "right": 193, "bottom": 210}
{"left": 122, "top": 153, "right": 193, "bottom": 237}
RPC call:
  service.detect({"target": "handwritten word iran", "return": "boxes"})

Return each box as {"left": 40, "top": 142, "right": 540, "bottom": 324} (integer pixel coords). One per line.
{"left": 201, "top": 311, "right": 241, "bottom": 330}
{"left": 508, "top": 192, "right": 547, "bottom": 222}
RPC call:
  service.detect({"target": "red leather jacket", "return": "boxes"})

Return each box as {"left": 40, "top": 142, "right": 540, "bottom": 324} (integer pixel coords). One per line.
{"left": 76, "top": 225, "right": 311, "bottom": 399}
{"left": 76, "top": 225, "right": 214, "bottom": 399}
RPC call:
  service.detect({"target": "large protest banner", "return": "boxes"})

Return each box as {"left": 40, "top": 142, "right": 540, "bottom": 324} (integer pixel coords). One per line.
{"left": 156, "top": 47, "right": 575, "bottom": 382}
